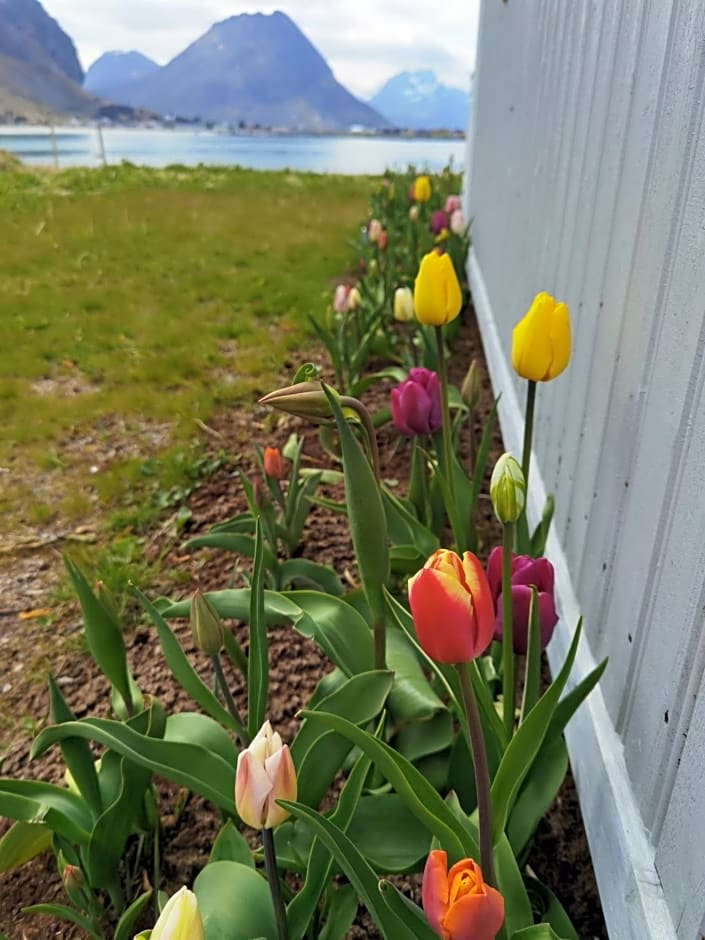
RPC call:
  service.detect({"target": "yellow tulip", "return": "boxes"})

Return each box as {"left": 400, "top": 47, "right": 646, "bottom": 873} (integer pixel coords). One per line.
{"left": 147, "top": 887, "right": 204, "bottom": 940}
{"left": 413, "top": 249, "right": 463, "bottom": 326}
{"left": 413, "top": 174, "right": 432, "bottom": 203}
{"left": 511, "top": 292, "right": 571, "bottom": 382}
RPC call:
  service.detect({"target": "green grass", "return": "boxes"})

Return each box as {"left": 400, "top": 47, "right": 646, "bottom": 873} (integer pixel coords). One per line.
{"left": 0, "top": 162, "right": 373, "bottom": 527}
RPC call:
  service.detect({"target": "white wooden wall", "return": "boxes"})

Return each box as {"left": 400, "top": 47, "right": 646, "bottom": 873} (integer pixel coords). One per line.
{"left": 466, "top": 2, "right": 705, "bottom": 938}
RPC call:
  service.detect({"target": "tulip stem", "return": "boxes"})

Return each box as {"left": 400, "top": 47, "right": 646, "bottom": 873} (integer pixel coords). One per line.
{"left": 501, "top": 523, "right": 515, "bottom": 739}
{"left": 435, "top": 325, "right": 459, "bottom": 545}
{"left": 262, "top": 827, "right": 289, "bottom": 940}
{"left": 211, "top": 653, "right": 250, "bottom": 747}
{"left": 457, "top": 662, "right": 495, "bottom": 887}
{"left": 516, "top": 380, "right": 536, "bottom": 553}
{"left": 339, "top": 395, "right": 381, "bottom": 482}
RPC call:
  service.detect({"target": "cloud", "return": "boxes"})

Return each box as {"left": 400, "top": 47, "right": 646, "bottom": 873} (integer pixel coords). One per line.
{"left": 40, "top": 0, "right": 479, "bottom": 98}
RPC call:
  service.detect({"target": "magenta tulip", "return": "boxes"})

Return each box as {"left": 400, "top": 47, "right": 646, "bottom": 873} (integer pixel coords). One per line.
{"left": 390, "top": 367, "right": 442, "bottom": 436}
{"left": 486, "top": 547, "right": 558, "bottom": 654}
{"left": 431, "top": 210, "right": 449, "bottom": 236}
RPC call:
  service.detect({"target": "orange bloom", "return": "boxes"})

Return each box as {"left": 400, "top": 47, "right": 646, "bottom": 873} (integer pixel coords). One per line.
{"left": 263, "top": 446, "right": 285, "bottom": 480}
{"left": 422, "top": 850, "right": 504, "bottom": 940}
{"left": 408, "top": 549, "right": 494, "bottom": 663}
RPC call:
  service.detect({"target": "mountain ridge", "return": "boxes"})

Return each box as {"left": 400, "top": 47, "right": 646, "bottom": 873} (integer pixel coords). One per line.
{"left": 369, "top": 69, "right": 470, "bottom": 131}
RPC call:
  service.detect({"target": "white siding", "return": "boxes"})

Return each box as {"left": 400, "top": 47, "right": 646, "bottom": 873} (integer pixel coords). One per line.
{"left": 467, "top": 2, "right": 705, "bottom": 937}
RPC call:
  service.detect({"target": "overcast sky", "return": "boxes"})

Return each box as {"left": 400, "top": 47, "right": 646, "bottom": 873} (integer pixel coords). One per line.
{"left": 38, "top": 0, "right": 480, "bottom": 99}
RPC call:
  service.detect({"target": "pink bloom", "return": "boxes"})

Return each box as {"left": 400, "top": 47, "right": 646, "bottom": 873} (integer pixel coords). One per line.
{"left": 450, "top": 208, "right": 467, "bottom": 236}
{"left": 333, "top": 284, "right": 350, "bottom": 313}
{"left": 486, "top": 548, "right": 558, "bottom": 654}
{"left": 445, "top": 194, "right": 462, "bottom": 214}
{"left": 368, "top": 218, "right": 383, "bottom": 243}
{"left": 390, "top": 367, "right": 442, "bottom": 436}
{"left": 235, "top": 721, "right": 297, "bottom": 829}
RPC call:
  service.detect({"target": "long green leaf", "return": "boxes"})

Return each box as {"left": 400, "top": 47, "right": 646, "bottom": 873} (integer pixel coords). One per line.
{"left": 135, "top": 587, "right": 242, "bottom": 735}
{"left": 519, "top": 588, "right": 541, "bottom": 723}
{"left": 48, "top": 674, "right": 102, "bottom": 818}
{"left": 490, "top": 620, "right": 582, "bottom": 845}
{"left": 248, "top": 520, "right": 268, "bottom": 740}
{"left": 31, "top": 719, "right": 235, "bottom": 813}
{"left": 298, "top": 710, "right": 473, "bottom": 860}
{"left": 0, "top": 821, "right": 52, "bottom": 873}
{"left": 387, "top": 627, "right": 445, "bottom": 722}
{"left": 0, "top": 782, "right": 92, "bottom": 844}
{"left": 114, "top": 890, "right": 154, "bottom": 940}
{"left": 184, "top": 533, "right": 277, "bottom": 570}
{"left": 22, "top": 903, "right": 102, "bottom": 939}
{"left": 378, "top": 881, "right": 438, "bottom": 940}
{"left": 507, "top": 736, "right": 568, "bottom": 857}
{"left": 319, "top": 884, "right": 358, "bottom": 940}
{"left": 546, "top": 657, "right": 608, "bottom": 744}
{"left": 277, "top": 558, "right": 343, "bottom": 595}
{"left": 524, "top": 877, "right": 578, "bottom": 940}
{"left": 280, "top": 800, "right": 404, "bottom": 940}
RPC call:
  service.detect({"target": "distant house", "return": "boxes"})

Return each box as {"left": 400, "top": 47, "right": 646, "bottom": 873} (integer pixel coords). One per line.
{"left": 466, "top": 4, "right": 704, "bottom": 938}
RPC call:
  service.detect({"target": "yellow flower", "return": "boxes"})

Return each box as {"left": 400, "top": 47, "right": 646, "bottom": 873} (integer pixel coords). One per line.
{"left": 413, "top": 250, "right": 463, "bottom": 326}
{"left": 146, "top": 887, "right": 204, "bottom": 940}
{"left": 511, "top": 292, "right": 571, "bottom": 382}
{"left": 413, "top": 174, "right": 432, "bottom": 203}
{"left": 393, "top": 286, "right": 415, "bottom": 323}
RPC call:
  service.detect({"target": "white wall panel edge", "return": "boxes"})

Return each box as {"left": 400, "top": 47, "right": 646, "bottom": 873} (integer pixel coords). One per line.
{"left": 467, "top": 248, "right": 677, "bottom": 940}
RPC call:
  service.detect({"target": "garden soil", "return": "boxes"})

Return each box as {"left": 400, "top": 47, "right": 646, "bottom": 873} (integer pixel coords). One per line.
{"left": 0, "top": 310, "right": 607, "bottom": 939}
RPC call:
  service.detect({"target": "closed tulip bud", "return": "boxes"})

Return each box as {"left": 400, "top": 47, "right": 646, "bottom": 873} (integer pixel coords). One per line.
{"left": 61, "top": 864, "right": 85, "bottom": 894}
{"left": 409, "top": 204, "right": 419, "bottom": 222}
{"left": 490, "top": 454, "right": 525, "bottom": 524}
{"left": 378, "top": 229, "right": 388, "bottom": 250}
{"left": 235, "top": 720, "right": 297, "bottom": 829}
{"left": 263, "top": 446, "right": 285, "bottom": 480}
{"left": 413, "top": 174, "right": 432, "bottom": 203}
{"left": 189, "top": 589, "right": 224, "bottom": 656}
{"left": 148, "top": 886, "right": 204, "bottom": 940}
{"left": 460, "top": 358, "right": 481, "bottom": 410}
{"left": 94, "top": 580, "right": 119, "bottom": 623}
{"left": 368, "top": 258, "right": 379, "bottom": 276}
{"left": 445, "top": 194, "right": 462, "bottom": 214}
{"left": 487, "top": 547, "right": 559, "bottom": 654}
{"left": 422, "top": 850, "right": 504, "bottom": 940}
{"left": 368, "top": 218, "right": 383, "bottom": 243}
{"left": 393, "top": 286, "right": 415, "bottom": 323}
{"left": 259, "top": 381, "right": 335, "bottom": 422}
{"left": 333, "top": 283, "right": 350, "bottom": 313}
{"left": 414, "top": 249, "right": 463, "bottom": 326}
{"left": 511, "top": 292, "right": 571, "bottom": 382}
{"left": 390, "top": 367, "right": 441, "bottom": 436}
{"left": 346, "top": 285, "right": 362, "bottom": 311}
{"left": 408, "top": 549, "right": 495, "bottom": 663}
{"left": 450, "top": 207, "right": 467, "bottom": 236}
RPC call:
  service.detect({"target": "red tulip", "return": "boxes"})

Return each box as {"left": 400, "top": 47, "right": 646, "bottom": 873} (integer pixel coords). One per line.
{"left": 408, "top": 549, "right": 495, "bottom": 663}
{"left": 422, "top": 850, "right": 504, "bottom": 940}
{"left": 486, "top": 547, "right": 558, "bottom": 654}
{"left": 263, "top": 446, "right": 285, "bottom": 480}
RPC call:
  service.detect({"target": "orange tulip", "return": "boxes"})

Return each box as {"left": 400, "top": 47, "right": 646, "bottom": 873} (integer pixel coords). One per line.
{"left": 408, "top": 549, "right": 494, "bottom": 663}
{"left": 263, "top": 447, "right": 285, "bottom": 480}
{"left": 422, "top": 850, "right": 504, "bottom": 940}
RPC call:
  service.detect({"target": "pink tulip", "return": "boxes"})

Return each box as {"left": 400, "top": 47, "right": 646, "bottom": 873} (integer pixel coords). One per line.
{"left": 390, "top": 367, "right": 442, "bottom": 436}
{"left": 368, "top": 218, "right": 383, "bottom": 243}
{"left": 445, "top": 195, "right": 462, "bottom": 214}
{"left": 333, "top": 284, "right": 350, "bottom": 313}
{"left": 450, "top": 208, "right": 467, "bottom": 236}
{"left": 486, "top": 547, "right": 558, "bottom": 654}
{"left": 235, "top": 721, "right": 297, "bottom": 829}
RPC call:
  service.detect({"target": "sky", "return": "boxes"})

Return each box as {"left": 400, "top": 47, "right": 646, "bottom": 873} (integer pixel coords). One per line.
{"left": 38, "top": 0, "right": 480, "bottom": 99}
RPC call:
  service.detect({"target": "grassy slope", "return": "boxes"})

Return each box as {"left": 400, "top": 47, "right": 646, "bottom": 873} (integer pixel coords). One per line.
{"left": 0, "top": 163, "right": 372, "bottom": 527}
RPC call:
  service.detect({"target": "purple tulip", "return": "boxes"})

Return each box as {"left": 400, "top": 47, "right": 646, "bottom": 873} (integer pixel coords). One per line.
{"left": 430, "top": 210, "right": 449, "bottom": 236}
{"left": 390, "top": 368, "right": 442, "bottom": 437}
{"left": 486, "top": 547, "right": 558, "bottom": 655}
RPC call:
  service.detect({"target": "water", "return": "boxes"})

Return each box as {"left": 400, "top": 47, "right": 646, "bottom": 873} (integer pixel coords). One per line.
{"left": 0, "top": 126, "right": 466, "bottom": 175}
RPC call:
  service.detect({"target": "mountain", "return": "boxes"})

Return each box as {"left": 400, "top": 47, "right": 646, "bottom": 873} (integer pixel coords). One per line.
{"left": 0, "top": 0, "right": 98, "bottom": 116}
{"left": 106, "top": 11, "right": 388, "bottom": 130}
{"left": 84, "top": 51, "right": 161, "bottom": 100}
{"left": 369, "top": 70, "right": 470, "bottom": 132}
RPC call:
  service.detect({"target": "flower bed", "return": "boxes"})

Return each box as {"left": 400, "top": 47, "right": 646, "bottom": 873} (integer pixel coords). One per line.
{"left": 0, "top": 168, "right": 607, "bottom": 939}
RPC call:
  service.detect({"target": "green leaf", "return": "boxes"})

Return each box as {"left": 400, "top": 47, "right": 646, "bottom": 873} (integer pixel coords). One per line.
{"left": 298, "top": 709, "right": 474, "bottom": 860}
{"left": 524, "top": 877, "right": 578, "bottom": 940}
{"left": 382, "top": 487, "right": 439, "bottom": 560}
{"left": 114, "top": 890, "right": 154, "bottom": 940}
{"left": 0, "top": 781, "right": 92, "bottom": 844}
{"left": 184, "top": 533, "right": 277, "bottom": 570}
{"left": 48, "top": 675, "right": 102, "bottom": 819}
{"left": 494, "top": 833, "right": 534, "bottom": 934}
{"left": 530, "top": 495, "right": 555, "bottom": 558}
{"left": 135, "top": 588, "right": 243, "bottom": 736}
{"left": 322, "top": 383, "right": 389, "bottom": 624}
{"left": 292, "top": 671, "right": 393, "bottom": 808}
{"left": 248, "top": 520, "right": 268, "bottom": 740}
{"left": 280, "top": 800, "right": 404, "bottom": 940}
{"left": 165, "top": 713, "right": 237, "bottom": 766}
{"left": 195, "top": 861, "right": 276, "bottom": 940}
{"left": 64, "top": 556, "right": 134, "bottom": 714}
{"left": 507, "top": 736, "right": 568, "bottom": 857}
{"left": 546, "top": 657, "right": 608, "bottom": 744}
{"left": 21, "top": 903, "right": 102, "bottom": 939}
{"left": 31, "top": 718, "right": 235, "bottom": 813}
{"left": 378, "top": 881, "right": 438, "bottom": 940}
{"left": 510, "top": 926, "right": 565, "bottom": 940}
{"left": 394, "top": 711, "right": 453, "bottom": 764}
{"left": 490, "top": 620, "right": 583, "bottom": 845}
{"left": 519, "top": 588, "right": 541, "bottom": 724}
{"left": 318, "top": 884, "right": 358, "bottom": 940}
{"left": 347, "top": 794, "right": 430, "bottom": 872}
{"left": 209, "top": 820, "right": 254, "bottom": 868}
{"left": 387, "top": 627, "right": 445, "bottom": 723}
{"left": 0, "top": 821, "right": 52, "bottom": 873}
{"left": 277, "top": 558, "right": 343, "bottom": 595}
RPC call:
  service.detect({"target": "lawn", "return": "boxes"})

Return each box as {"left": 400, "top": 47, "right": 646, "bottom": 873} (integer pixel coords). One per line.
{"left": 0, "top": 162, "right": 372, "bottom": 529}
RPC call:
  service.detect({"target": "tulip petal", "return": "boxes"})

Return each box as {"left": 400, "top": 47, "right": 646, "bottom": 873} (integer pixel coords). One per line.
{"left": 443, "top": 886, "right": 505, "bottom": 940}
{"left": 235, "top": 749, "right": 273, "bottom": 829}
{"left": 548, "top": 301, "right": 571, "bottom": 379}
{"left": 422, "top": 850, "right": 450, "bottom": 937}
{"left": 263, "top": 745, "right": 297, "bottom": 828}
{"left": 486, "top": 546, "right": 504, "bottom": 601}
{"left": 409, "top": 567, "right": 478, "bottom": 663}
{"left": 459, "top": 553, "right": 495, "bottom": 654}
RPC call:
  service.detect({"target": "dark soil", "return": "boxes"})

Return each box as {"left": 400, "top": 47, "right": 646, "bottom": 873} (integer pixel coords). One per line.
{"left": 0, "top": 309, "right": 607, "bottom": 939}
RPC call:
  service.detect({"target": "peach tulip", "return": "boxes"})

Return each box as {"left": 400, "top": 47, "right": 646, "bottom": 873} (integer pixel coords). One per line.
{"left": 422, "top": 850, "right": 504, "bottom": 940}
{"left": 235, "top": 720, "right": 297, "bottom": 829}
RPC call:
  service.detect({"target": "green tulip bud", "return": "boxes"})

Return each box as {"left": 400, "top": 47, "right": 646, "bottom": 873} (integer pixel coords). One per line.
{"left": 259, "top": 381, "right": 335, "bottom": 422}
{"left": 460, "top": 359, "right": 481, "bottom": 411}
{"left": 190, "top": 590, "right": 224, "bottom": 656}
{"left": 490, "top": 453, "right": 526, "bottom": 524}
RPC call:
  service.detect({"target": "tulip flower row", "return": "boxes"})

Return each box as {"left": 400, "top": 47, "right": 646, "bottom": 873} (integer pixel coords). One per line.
{"left": 0, "top": 168, "right": 600, "bottom": 940}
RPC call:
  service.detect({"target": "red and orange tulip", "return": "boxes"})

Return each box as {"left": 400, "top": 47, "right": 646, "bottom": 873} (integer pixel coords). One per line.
{"left": 263, "top": 446, "right": 285, "bottom": 480}
{"left": 408, "top": 549, "right": 495, "bottom": 663}
{"left": 422, "top": 850, "right": 504, "bottom": 940}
